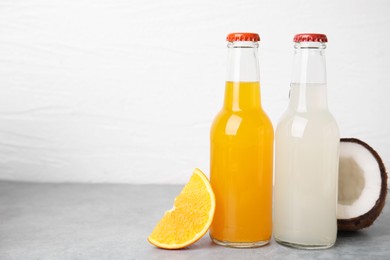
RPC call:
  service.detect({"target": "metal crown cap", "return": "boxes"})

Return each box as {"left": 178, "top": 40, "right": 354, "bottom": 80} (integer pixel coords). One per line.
{"left": 227, "top": 33, "right": 260, "bottom": 42}
{"left": 293, "top": 33, "right": 328, "bottom": 43}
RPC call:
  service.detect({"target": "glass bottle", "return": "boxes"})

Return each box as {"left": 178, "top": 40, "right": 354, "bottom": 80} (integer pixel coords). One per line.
{"left": 210, "top": 33, "right": 274, "bottom": 248}
{"left": 273, "top": 33, "right": 340, "bottom": 249}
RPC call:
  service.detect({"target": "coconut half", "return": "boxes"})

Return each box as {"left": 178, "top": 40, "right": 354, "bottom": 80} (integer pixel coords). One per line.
{"left": 337, "top": 138, "right": 387, "bottom": 231}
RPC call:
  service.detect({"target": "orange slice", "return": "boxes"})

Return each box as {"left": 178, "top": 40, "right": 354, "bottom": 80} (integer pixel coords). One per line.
{"left": 148, "top": 168, "right": 216, "bottom": 249}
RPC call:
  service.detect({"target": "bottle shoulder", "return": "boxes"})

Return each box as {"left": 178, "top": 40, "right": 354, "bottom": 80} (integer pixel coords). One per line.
{"left": 212, "top": 109, "right": 273, "bottom": 127}
{"left": 278, "top": 109, "right": 338, "bottom": 124}
{"left": 211, "top": 109, "right": 274, "bottom": 139}
{"left": 276, "top": 109, "right": 339, "bottom": 139}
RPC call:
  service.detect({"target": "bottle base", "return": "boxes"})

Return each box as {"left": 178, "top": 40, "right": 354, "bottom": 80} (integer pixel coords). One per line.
{"left": 211, "top": 236, "right": 270, "bottom": 248}
{"left": 275, "top": 237, "right": 335, "bottom": 250}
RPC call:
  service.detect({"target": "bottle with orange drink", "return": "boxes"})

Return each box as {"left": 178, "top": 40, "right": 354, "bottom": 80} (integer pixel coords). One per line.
{"left": 210, "top": 33, "right": 274, "bottom": 248}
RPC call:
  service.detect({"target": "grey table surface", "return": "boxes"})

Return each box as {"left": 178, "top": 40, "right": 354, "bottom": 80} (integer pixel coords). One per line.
{"left": 0, "top": 181, "right": 389, "bottom": 260}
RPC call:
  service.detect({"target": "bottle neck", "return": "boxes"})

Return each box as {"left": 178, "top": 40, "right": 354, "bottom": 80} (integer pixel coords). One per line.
{"left": 289, "top": 42, "right": 328, "bottom": 111}
{"left": 291, "top": 42, "right": 327, "bottom": 84}
{"left": 226, "top": 41, "right": 260, "bottom": 82}
{"left": 224, "top": 41, "right": 261, "bottom": 110}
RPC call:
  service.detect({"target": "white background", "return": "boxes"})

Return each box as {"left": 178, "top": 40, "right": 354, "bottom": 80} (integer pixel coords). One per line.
{"left": 0, "top": 0, "right": 389, "bottom": 184}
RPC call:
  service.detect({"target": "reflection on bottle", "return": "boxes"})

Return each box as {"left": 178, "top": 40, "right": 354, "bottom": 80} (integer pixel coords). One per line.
{"left": 225, "top": 115, "right": 242, "bottom": 136}
{"left": 291, "top": 116, "right": 308, "bottom": 138}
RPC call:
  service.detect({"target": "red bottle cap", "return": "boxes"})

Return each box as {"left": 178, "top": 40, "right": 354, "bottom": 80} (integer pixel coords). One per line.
{"left": 227, "top": 33, "right": 260, "bottom": 42}
{"left": 293, "top": 33, "right": 328, "bottom": 43}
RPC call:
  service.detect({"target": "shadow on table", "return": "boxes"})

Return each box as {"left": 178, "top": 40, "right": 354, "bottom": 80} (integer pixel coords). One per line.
{"left": 333, "top": 230, "right": 369, "bottom": 249}
{"left": 337, "top": 230, "right": 367, "bottom": 239}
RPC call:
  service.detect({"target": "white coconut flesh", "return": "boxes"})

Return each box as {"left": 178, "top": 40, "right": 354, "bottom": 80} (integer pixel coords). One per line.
{"left": 337, "top": 142, "right": 382, "bottom": 219}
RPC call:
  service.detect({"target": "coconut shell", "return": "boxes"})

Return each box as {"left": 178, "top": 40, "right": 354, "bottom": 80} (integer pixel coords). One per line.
{"left": 338, "top": 138, "right": 388, "bottom": 231}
